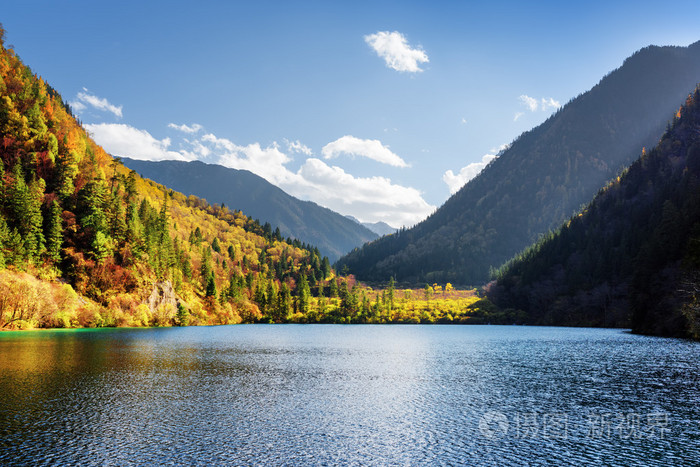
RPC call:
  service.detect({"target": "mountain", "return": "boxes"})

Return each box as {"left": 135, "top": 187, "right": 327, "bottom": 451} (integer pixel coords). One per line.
{"left": 489, "top": 87, "right": 700, "bottom": 339}
{"left": 345, "top": 215, "right": 397, "bottom": 236}
{"left": 120, "top": 158, "right": 378, "bottom": 262}
{"left": 0, "top": 26, "right": 334, "bottom": 328}
{"left": 336, "top": 41, "right": 700, "bottom": 285}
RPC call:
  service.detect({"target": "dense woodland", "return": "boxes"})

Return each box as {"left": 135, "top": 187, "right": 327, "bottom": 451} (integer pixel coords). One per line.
{"left": 0, "top": 25, "right": 504, "bottom": 330}
{"left": 120, "top": 158, "right": 378, "bottom": 263}
{"left": 490, "top": 87, "right": 700, "bottom": 339}
{"left": 336, "top": 41, "right": 700, "bottom": 286}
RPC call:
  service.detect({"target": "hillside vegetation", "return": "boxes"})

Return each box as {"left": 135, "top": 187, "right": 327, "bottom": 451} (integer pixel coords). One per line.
{"left": 0, "top": 26, "right": 332, "bottom": 329}
{"left": 490, "top": 87, "right": 700, "bottom": 339}
{"left": 121, "top": 158, "right": 378, "bottom": 262}
{"left": 0, "top": 25, "right": 505, "bottom": 330}
{"left": 337, "top": 41, "right": 700, "bottom": 286}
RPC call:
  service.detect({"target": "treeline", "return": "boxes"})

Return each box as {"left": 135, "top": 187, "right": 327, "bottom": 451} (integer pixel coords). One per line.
{"left": 490, "top": 87, "right": 700, "bottom": 339}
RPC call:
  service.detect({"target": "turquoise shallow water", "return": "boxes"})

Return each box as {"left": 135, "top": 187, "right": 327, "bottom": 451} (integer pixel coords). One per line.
{"left": 0, "top": 325, "right": 698, "bottom": 465}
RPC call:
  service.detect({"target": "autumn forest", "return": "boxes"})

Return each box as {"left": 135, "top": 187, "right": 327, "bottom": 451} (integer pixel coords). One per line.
{"left": 1, "top": 22, "right": 700, "bottom": 339}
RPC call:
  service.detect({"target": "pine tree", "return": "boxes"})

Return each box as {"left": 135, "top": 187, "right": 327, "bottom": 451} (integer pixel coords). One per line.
{"left": 297, "top": 273, "right": 310, "bottom": 315}
{"left": 6, "top": 164, "right": 45, "bottom": 262}
{"left": 43, "top": 199, "right": 62, "bottom": 262}
{"left": 205, "top": 272, "right": 217, "bottom": 297}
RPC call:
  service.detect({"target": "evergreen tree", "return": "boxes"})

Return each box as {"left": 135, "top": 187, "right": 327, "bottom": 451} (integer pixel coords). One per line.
{"left": 6, "top": 164, "right": 45, "bottom": 262}
{"left": 205, "top": 272, "right": 217, "bottom": 298}
{"left": 297, "top": 273, "right": 311, "bottom": 315}
{"left": 43, "top": 199, "right": 62, "bottom": 262}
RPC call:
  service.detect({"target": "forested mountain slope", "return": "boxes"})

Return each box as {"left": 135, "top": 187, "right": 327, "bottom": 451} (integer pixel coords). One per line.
{"left": 336, "top": 41, "right": 700, "bottom": 286}
{"left": 0, "top": 26, "right": 333, "bottom": 328}
{"left": 121, "top": 158, "right": 378, "bottom": 262}
{"left": 490, "top": 87, "right": 700, "bottom": 339}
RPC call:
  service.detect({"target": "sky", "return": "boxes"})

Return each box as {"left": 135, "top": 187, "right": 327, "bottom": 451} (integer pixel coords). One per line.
{"left": 3, "top": 0, "right": 700, "bottom": 227}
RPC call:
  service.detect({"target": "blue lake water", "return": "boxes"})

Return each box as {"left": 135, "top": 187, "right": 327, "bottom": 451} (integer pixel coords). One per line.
{"left": 0, "top": 325, "right": 698, "bottom": 465}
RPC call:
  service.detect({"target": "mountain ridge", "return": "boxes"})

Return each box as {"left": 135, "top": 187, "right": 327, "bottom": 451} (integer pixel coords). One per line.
{"left": 120, "top": 157, "right": 378, "bottom": 262}
{"left": 490, "top": 86, "right": 700, "bottom": 339}
{"left": 336, "top": 40, "right": 700, "bottom": 285}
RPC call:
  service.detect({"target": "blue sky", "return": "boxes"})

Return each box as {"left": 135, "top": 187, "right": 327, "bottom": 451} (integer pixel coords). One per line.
{"left": 3, "top": 0, "right": 699, "bottom": 227}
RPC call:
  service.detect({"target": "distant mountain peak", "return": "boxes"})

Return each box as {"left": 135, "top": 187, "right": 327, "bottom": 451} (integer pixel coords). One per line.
{"left": 345, "top": 215, "right": 397, "bottom": 237}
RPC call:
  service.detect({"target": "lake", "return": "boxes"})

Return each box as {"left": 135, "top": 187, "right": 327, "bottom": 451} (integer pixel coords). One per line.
{"left": 0, "top": 325, "right": 698, "bottom": 465}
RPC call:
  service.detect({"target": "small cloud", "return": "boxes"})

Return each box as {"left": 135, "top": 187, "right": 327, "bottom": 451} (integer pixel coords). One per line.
{"left": 285, "top": 139, "right": 313, "bottom": 156}
{"left": 519, "top": 95, "right": 539, "bottom": 112}
{"left": 541, "top": 97, "right": 561, "bottom": 110}
{"left": 71, "top": 88, "right": 123, "bottom": 118}
{"left": 168, "top": 123, "right": 203, "bottom": 134}
{"left": 513, "top": 112, "right": 524, "bottom": 122}
{"left": 71, "top": 101, "right": 87, "bottom": 113}
{"left": 518, "top": 94, "right": 561, "bottom": 113}
{"left": 364, "top": 31, "right": 429, "bottom": 73}
{"left": 461, "top": 117, "right": 468, "bottom": 125}
{"left": 443, "top": 145, "right": 508, "bottom": 194}
{"left": 321, "top": 135, "right": 408, "bottom": 168}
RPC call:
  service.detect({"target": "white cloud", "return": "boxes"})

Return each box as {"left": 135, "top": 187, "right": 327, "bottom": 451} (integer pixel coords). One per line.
{"left": 71, "top": 88, "right": 123, "bottom": 118}
{"left": 291, "top": 158, "right": 434, "bottom": 227}
{"left": 321, "top": 135, "right": 408, "bottom": 168}
{"left": 168, "top": 123, "right": 203, "bottom": 134}
{"left": 519, "top": 95, "right": 539, "bottom": 112}
{"left": 364, "top": 31, "right": 429, "bottom": 73}
{"left": 85, "top": 119, "right": 431, "bottom": 226}
{"left": 285, "top": 139, "right": 313, "bottom": 156}
{"left": 540, "top": 97, "right": 561, "bottom": 110}
{"left": 513, "top": 111, "right": 524, "bottom": 122}
{"left": 519, "top": 94, "right": 561, "bottom": 112}
{"left": 442, "top": 145, "right": 509, "bottom": 194}
{"left": 71, "top": 101, "right": 87, "bottom": 113}
{"left": 210, "top": 137, "right": 295, "bottom": 187}
{"left": 84, "top": 123, "right": 190, "bottom": 161}
{"left": 490, "top": 143, "right": 510, "bottom": 154}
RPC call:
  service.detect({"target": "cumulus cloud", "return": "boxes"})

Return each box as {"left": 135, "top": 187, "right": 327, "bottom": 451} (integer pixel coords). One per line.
{"left": 364, "top": 31, "right": 429, "bottom": 73}
{"left": 84, "top": 123, "right": 190, "bottom": 161}
{"left": 84, "top": 119, "right": 431, "bottom": 226}
{"left": 168, "top": 123, "right": 203, "bottom": 134}
{"left": 321, "top": 135, "right": 408, "bottom": 168}
{"left": 204, "top": 134, "right": 295, "bottom": 186}
{"left": 442, "top": 144, "right": 509, "bottom": 194}
{"left": 292, "top": 158, "right": 433, "bottom": 227}
{"left": 71, "top": 88, "right": 123, "bottom": 118}
{"left": 285, "top": 139, "right": 313, "bottom": 156}
{"left": 201, "top": 137, "right": 429, "bottom": 226}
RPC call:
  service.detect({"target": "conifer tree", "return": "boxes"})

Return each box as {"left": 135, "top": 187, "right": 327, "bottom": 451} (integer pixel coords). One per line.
{"left": 297, "top": 273, "right": 310, "bottom": 315}
{"left": 43, "top": 199, "right": 62, "bottom": 262}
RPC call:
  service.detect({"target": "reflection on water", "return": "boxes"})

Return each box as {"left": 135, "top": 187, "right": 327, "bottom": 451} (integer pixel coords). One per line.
{"left": 0, "top": 325, "right": 698, "bottom": 465}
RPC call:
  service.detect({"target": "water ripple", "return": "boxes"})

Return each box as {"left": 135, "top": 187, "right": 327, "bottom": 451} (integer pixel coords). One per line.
{"left": 0, "top": 325, "right": 698, "bottom": 465}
